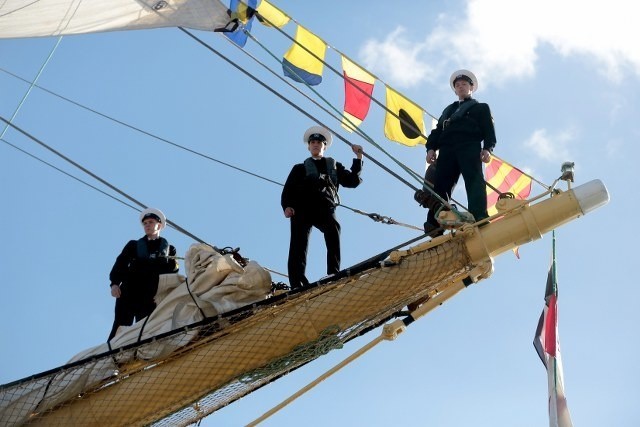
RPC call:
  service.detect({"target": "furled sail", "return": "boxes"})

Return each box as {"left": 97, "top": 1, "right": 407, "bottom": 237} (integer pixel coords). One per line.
{"left": 0, "top": 0, "right": 234, "bottom": 39}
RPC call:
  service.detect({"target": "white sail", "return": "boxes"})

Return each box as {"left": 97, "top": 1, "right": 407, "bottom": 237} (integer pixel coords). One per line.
{"left": 0, "top": 0, "right": 233, "bottom": 39}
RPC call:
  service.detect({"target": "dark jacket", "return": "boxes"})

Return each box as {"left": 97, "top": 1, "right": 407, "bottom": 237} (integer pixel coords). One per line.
{"left": 426, "top": 98, "right": 497, "bottom": 152}
{"left": 109, "top": 236, "right": 178, "bottom": 297}
{"left": 281, "top": 157, "right": 362, "bottom": 213}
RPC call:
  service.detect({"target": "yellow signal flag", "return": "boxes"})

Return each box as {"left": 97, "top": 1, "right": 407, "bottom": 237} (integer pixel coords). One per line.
{"left": 282, "top": 25, "right": 327, "bottom": 85}
{"left": 383, "top": 86, "right": 426, "bottom": 146}
{"left": 256, "top": 0, "right": 290, "bottom": 28}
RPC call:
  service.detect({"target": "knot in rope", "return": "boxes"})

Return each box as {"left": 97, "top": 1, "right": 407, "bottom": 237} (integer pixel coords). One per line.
{"left": 367, "top": 212, "right": 396, "bottom": 225}
{"left": 218, "top": 246, "right": 247, "bottom": 267}
{"left": 498, "top": 192, "right": 515, "bottom": 201}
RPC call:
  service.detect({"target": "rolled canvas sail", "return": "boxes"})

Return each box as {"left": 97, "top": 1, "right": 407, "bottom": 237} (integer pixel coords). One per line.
{"left": 0, "top": 0, "right": 233, "bottom": 39}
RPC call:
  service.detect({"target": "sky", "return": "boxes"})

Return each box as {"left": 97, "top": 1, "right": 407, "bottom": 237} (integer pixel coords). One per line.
{"left": 0, "top": 0, "right": 638, "bottom": 426}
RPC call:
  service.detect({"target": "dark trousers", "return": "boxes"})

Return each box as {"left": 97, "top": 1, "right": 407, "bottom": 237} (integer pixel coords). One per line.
{"left": 427, "top": 142, "right": 488, "bottom": 227}
{"left": 287, "top": 210, "right": 341, "bottom": 289}
{"left": 108, "top": 285, "right": 156, "bottom": 341}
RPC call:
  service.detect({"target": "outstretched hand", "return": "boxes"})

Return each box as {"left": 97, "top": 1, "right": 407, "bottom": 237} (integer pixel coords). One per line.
{"left": 352, "top": 144, "right": 363, "bottom": 159}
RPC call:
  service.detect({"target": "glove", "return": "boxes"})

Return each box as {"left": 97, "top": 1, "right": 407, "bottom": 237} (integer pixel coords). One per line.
{"left": 414, "top": 189, "right": 431, "bottom": 208}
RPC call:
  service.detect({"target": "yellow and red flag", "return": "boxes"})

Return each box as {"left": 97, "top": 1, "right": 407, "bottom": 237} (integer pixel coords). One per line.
{"left": 485, "top": 156, "right": 532, "bottom": 215}
{"left": 341, "top": 56, "right": 375, "bottom": 132}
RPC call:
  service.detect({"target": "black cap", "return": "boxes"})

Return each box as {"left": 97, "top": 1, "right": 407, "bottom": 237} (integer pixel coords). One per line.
{"left": 141, "top": 213, "right": 162, "bottom": 223}
{"left": 307, "top": 133, "right": 326, "bottom": 143}
{"left": 453, "top": 74, "right": 474, "bottom": 86}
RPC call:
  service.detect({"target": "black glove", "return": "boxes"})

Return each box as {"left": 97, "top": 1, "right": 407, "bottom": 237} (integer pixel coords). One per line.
{"left": 414, "top": 189, "right": 430, "bottom": 208}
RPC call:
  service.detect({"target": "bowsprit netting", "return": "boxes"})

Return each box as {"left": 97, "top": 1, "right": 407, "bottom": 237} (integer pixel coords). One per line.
{"left": 1, "top": 237, "right": 476, "bottom": 426}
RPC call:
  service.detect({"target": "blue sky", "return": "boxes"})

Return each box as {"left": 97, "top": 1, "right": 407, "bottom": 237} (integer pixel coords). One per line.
{"left": 0, "top": 1, "right": 637, "bottom": 426}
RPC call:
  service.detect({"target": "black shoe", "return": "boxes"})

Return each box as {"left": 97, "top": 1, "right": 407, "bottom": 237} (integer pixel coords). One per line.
{"left": 288, "top": 277, "right": 309, "bottom": 291}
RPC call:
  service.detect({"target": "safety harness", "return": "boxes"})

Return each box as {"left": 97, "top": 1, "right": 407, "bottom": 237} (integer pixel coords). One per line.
{"left": 304, "top": 157, "right": 340, "bottom": 206}
{"left": 442, "top": 98, "right": 478, "bottom": 127}
{"left": 136, "top": 237, "right": 170, "bottom": 260}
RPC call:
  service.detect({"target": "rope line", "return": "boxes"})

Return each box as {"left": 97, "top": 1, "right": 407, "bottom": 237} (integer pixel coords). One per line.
{"left": 344, "top": 206, "right": 423, "bottom": 231}
{"left": 238, "top": 29, "right": 426, "bottom": 188}
{"left": 0, "top": 67, "right": 283, "bottom": 188}
{"left": 219, "top": 18, "right": 456, "bottom": 211}
{"left": 0, "top": 138, "right": 140, "bottom": 212}
{"left": 253, "top": 8, "right": 436, "bottom": 138}
{"left": 0, "top": 116, "right": 213, "bottom": 248}
{"left": 245, "top": 332, "right": 385, "bottom": 426}
{"left": 243, "top": 10, "right": 548, "bottom": 207}
{"left": 0, "top": 22, "right": 548, "bottom": 247}
{"left": 0, "top": 36, "right": 62, "bottom": 139}
{"left": 0, "top": 68, "right": 422, "bottom": 234}
{"left": 180, "top": 28, "right": 423, "bottom": 194}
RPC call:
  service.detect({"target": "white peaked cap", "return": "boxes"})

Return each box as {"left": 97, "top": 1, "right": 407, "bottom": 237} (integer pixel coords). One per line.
{"left": 139, "top": 207, "right": 167, "bottom": 229}
{"left": 302, "top": 125, "right": 333, "bottom": 148}
{"left": 450, "top": 69, "right": 479, "bottom": 92}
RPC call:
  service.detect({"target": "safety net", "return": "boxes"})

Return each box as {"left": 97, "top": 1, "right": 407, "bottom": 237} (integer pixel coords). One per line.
{"left": 0, "top": 236, "right": 475, "bottom": 426}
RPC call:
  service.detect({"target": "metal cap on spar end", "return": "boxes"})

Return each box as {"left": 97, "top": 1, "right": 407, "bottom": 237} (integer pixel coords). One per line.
{"left": 572, "top": 179, "right": 610, "bottom": 215}
{"left": 463, "top": 178, "right": 610, "bottom": 262}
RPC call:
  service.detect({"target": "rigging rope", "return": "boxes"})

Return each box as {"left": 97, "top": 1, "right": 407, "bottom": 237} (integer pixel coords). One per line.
{"left": 0, "top": 36, "right": 62, "bottom": 140}
{"left": 1, "top": 22, "right": 547, "bottom": 244}
{"left": 245, "top": 277, "right": 463, "bottom": 427}
{"left": 236, "top": 26, "right": 513, "bottom": 221}
{"left": 0, "top": 138, "right": 140, "bottom": 211}
{"left": 217, "top": 17, "right": 464, "bottom": 214}
{"left": 253, "top": 8, "right": 438, "bottom": 136}
{"left": 0, "top": 67, "right": 283, "bottom": 188}
{"left": 342, "top": 205, "right": 423, "bottom": 231}
{"left": 245, "top": 9, "right": 546, "bottom": 212}
{"left": 237, "top": 29, "right": 426, "bottom": 189}
{"left": 0, "top": 111, "right": 420, "bottom": 280}
{"left": 0, "top": 66, "right": 423, "bottom": 232}
{"left": 1, "top": 23, "right": 504, "bottom": 229}
{"left": 179, "top": 27, "right": 423, "bottom": 195}
{"left": 245, "top": 329, "right": 387, "bottom": 426}
{"left": 0, "top": 116, "right": 216, "bottom": 249}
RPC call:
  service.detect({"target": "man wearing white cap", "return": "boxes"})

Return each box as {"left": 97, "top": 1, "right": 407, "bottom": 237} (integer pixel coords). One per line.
{"left": 107, "top": 208, "right": 179, "bottom": 341}
{"left": 423, "top": 69, "right": 496, "bottom": 236}
{"left": 281, "top": 126, "right": 363, "bottom": 290}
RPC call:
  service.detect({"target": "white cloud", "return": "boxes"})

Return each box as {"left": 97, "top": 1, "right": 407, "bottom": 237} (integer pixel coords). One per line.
{"left": 523, "top": 128, "right": 574, "bottom": 162}
{"left": 360, "top": 27, "right": 436, "bottom": 88}
{"left": 359, "top": 0, "right": 640, "bottom": 88}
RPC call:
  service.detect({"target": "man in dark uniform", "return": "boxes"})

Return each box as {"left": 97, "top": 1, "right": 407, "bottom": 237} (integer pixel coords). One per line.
{"left": 108, "top": 207, "right": 179, "bottom": 341}
{"left": 424, "top": 69, "right": 496, "bottom": 236}
{"left": 282, "top": 126, "right": 363, "bottom": 290}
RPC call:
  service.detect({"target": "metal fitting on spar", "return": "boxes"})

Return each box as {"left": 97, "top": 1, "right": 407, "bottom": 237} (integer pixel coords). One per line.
{"left": 572, "top": 179, "right": 609, "bottom": 214}
{"left": 464, "top": 179, "right": 610, "bottom": 263}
